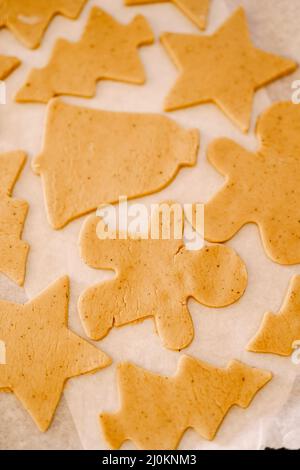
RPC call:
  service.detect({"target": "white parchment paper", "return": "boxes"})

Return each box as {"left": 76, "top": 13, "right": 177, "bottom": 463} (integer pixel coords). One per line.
{"left": 1, "top": 0, "right": 300, "bottom": 450}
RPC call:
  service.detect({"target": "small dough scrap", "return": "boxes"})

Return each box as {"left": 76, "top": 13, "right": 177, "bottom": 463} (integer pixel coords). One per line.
{"left": 0, "top": 55, "right": 20, "bottom": 80}
{"left": 0, "top": 276, "right": 111, "bottom": 431}
{"left": 0, "top": 151, "right": 29, "bottom": 285}
{"left": 161, "top": 7, "right": 296, "bottom": 132}
{"left": 0, "top": 0, "right": 87, "bottom": 49}
{"left": 204, "top": 102, "right": 300, "bottom": 265}
{"left": 125, "top": 0, "right": 210, "bottom": 30}
{"left": 78, "top": 203, "right": 247, "bottom": 350}
{"left": 100, "top": 356, "right": 272, "bottom": 449}
{"left": 248, "top": 276, "right": 300, "bottom": 356}
{"left": 33, "top": 99, "right": 199, "bottom": 229}
{"left": 16, "top": 7, "right": 154, "bottom": 103}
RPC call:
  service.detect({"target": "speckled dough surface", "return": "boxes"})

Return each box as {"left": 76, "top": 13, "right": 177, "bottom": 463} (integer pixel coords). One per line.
{"left": 16, "top": 7, "right": 154, "bottom": 103}
{"left": 125, "top": 0, "right": 210, "bottom": 30}
{"left": 248, "top": 276, "right": 300, "bottom": 356}
{"left": 204, "top": 102, "right": 300, "bottom": 265}
{"left": 100, "top": 356, "right": 271, "bottom": 450}
{"left": 161, "top": 7, "right": 296, "bottom": 131}
{"left": 33, "top": 99, "right": 199, "bottom": 229}
{"left": 0, "top": 276, "right": 111, "bottom": 432}
{"left": 0, "top": 55, "right": 20, "bottom": 80}
{"left": 78, "top": 204, "right": 247, "bottom": 350}
{"left": 0, "top": 0, "right": 87, "bottom": 49}
{"left": 0, "top": 152, "right": 29, "bottom": 286}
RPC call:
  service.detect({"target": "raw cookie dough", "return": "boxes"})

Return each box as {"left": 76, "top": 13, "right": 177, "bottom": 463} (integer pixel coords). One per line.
{"left": 100, "top": 355, "right": 272, "bottom": 450}
{"left": 0, "top": 151, "right": 29, "bottom": 285}
{"left": 161, "top": 7, "right": 296, "bottom": 132}
{"left": 248, "top": 276, "right": 300, "bottom": 356}
{"left": 78, "top": 204, "right": 247, "bottom": 350}
{"left": 125, "top": 0, "right": 210, "bottom": 30}
{"left": 16, "top": 7, "right": 154, "bottom": 103}
{"left": 0, "top": 276, "right": 111, "bottom": 431}
{"left": 0, "top": 0, "right": 87, "bottom": 49}
{"left": 33, "top": 99, "right": 199, "bottom": 229}
{"left": 0, "top": 54, "right": 20, "bottom": 80}
{"left": 204, "top": 102, "right": 300, "bottom": 265}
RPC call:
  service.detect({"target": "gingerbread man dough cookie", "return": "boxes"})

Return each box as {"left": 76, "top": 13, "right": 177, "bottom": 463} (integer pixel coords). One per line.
{"left": 16, "top": 7, "right": 154, "bottom": 102}
{"left": 0, "top": 54, "right": 20, "bottom": 80}
{"left": 0, "top": 276, "right": 111, "bottom": 431}
{"left": 125, "top": 0, "right": 210, "bottom": 30}
{"left": 78, "top": 204, "right": 247, "bottom": 350}
{"left": 161, "top": 7, "right": 296, "bottom": 131}
{"left": 248, "top": 276, "right": 300, "bottom": 356}
{"left": 33, "top": 100, "right": 199, "bottom": 229}
{"left": 101, "top": 356, "right": 271, "bottom": 449}
{"left": 205, "top": 102, "right": 300, "bottom": 265}
{"left": 0, "top": 151, "right": 29, "bottom": 285}
{"left": 0, "top": 0, "right": 87, "bottom": 49}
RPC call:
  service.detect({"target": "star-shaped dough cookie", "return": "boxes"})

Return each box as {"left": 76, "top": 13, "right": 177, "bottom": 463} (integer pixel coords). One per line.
{"left": 0, "top": 276, "right": 111, "bottom": 431}
{"left": 101, "top": 356, "right": 271, "bottom": 449}
{"left": 78, "top": 204, "right": 247, "bottom": 351}
{"left": 0, "top": 151, "right": 29, "bottom": 285}
{"left": 16, "top": 7, "right": 154, "bottom": 103}
{"left": 161, "top": 7, "right": 297, "bottom": 131}
{"left": 248, "top": 276, "right": 300, "bottom": 356}
{"left": 125, "top": 0, "right": 210, "bottom": 30}
{"left": 0, "top": 54, "right": 20, "bottom": 80}
{"left": 204, "top": 102, "right": 300, "bottom": 265}
{"left": 0, "top": 0, "right": 87, "bottom": 49}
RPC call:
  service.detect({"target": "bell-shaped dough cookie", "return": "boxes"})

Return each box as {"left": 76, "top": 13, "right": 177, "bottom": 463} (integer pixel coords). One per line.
{"left": 204, "top": 102, "right": 300, "bottom": 265}
{"left": 0, "top": 0, "right": 87, "bottom": 49}
{"left": 33, "top": 100, "right": 199, "bottom": 229}
{"left": 101, "top": 356, "right": 271, "bottom": 449}
{"left": 16, "top": 7, "right": 154, "bottom": 102}
{"left": 78, "top": 203, "right": 247, "bottom": 350}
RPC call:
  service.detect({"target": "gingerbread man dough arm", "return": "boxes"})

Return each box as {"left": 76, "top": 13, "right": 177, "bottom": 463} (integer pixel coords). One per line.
{"left": 80, "top": 216, "right": 127, "bottom": 271}
{"left": 79, "top": 279, "right": 127, "bottom": 341}
{"left": 204, "top": 139, "right": 254, "bottom": 242}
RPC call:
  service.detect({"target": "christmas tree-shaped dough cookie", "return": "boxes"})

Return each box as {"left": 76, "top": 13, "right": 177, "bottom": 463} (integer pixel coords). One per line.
{"left": 204, "top": 102, "right": 300, "bottom": 265}
{"left": 125, "top": 0, "right": 210, "bottom": 30}
{"left": 0, "top": 55, "right": 20, "bottom": 80}
{"left": 161, "top": 7, "right": 296, "bottom": 131}
{"left": 248, "top": 276, "right": 300, "bottom": 356}
{"left": 33, "top": 100, "right": 199, "bottom": 229}
{"left": 0, "top": 0, "right": 87, "bottom": 49}
{"left": 101, "top": 356, "right": 272, "bottom": 449}
{"left": 78, "top": 204, "right": 247, "bottom": 350}
{"left": 0, "top": 276, "right": 111, "bottom": 431}
{"left": 16, "top": 7, "right": 154, "bottom": 103}
{"left": 0, "top": 151, "right": 29, "bottom": 285}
